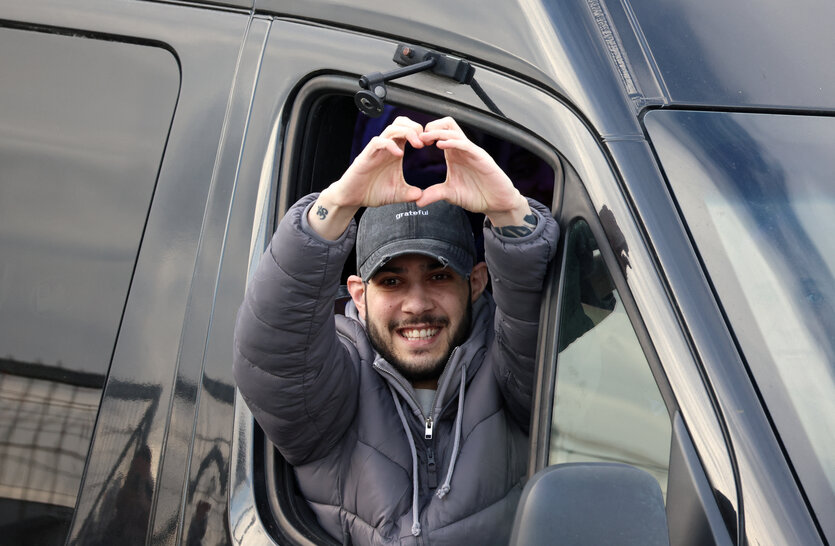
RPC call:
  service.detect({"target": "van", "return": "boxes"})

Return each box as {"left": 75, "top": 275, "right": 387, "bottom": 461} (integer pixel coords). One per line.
{"left": 1, "top": 0, "right": 832, "bottom": 544}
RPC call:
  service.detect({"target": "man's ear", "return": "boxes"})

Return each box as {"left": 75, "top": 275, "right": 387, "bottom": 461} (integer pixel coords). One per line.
{"left": 469, "top": 262, "right": 489, "bottom": 302}
{"left": 346, "top": 274, "right": 367, "bottom": 319}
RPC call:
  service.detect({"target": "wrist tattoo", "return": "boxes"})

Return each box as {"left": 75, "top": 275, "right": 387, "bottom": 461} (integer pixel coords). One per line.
{"left": 316, "top": 205, "right": 328, "bottom": 220}
{"left": 492, "top": 213, "right": 538, "bottom": 238}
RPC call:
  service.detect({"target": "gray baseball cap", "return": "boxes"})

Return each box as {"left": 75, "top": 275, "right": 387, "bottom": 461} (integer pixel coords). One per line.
{"left": 356, "top": 200, "right": 476, "bottom": 282}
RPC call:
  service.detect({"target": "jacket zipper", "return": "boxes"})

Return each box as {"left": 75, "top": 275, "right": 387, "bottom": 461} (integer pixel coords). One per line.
{"left": 424, "top": 417, "right": 434, "bottom": 439}
{"left": 424, "top": 347, "right": 458, "bottom": 440}
{"left": 373, "top": 347, "right": 459, "bottom": 442}
{"left": 426, "top": 444, "right": 438, "bottom": 489}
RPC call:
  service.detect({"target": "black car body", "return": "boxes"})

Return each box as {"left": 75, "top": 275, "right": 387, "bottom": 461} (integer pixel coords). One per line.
{"left": 1, "top": 0, "right": 832, "bottom": 544}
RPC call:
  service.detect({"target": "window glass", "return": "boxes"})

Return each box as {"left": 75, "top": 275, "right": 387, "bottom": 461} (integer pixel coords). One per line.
{"left": 645, "top": 109, "right": 835, "bottom": 524}
{"left": 0, "top": 27, "right": 178, "bottom": 543}
{"left": 550, "top": 220, "right": 671, "bottom": 494}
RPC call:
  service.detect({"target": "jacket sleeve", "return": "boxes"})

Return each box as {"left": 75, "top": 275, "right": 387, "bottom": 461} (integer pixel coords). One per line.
{"left": 233, "top": 193, "right": 359, "bottom": 465}
{"left": 485, "top": 197, "right": 559, "bottom": 430}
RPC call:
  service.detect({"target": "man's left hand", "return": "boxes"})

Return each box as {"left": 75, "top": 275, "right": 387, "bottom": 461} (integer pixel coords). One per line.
{"left": 416, "top": 117, "right": 532, "bottom": 228}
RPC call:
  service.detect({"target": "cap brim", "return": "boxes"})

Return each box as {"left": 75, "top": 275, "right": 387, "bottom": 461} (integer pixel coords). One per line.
{"left": 360, "top": 238, "right": 474, "bottom": 281}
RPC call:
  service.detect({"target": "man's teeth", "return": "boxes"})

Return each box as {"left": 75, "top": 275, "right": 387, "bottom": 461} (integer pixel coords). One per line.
{"left": 401, "top": 328, "right": 438, "bottom": 340}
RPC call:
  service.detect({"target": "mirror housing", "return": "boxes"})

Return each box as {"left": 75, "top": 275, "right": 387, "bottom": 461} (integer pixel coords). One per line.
{"left": 510, "top": 462, "right": 669, "bottom": 546}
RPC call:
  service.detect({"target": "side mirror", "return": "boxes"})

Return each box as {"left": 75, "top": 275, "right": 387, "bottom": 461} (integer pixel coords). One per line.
{"left": 510, "top": 462, "right": 669, "bottom": 546}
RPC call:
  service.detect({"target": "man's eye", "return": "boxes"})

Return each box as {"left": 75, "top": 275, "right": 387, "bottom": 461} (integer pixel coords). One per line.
{"left": 431, "top": 273, "right": 452, "bottom": 281}
{"left": 379, "top": 277, "right": 400, "bottom": 287}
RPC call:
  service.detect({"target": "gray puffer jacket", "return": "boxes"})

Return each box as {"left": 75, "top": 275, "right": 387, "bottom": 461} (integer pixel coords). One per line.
{"left": 234, "top": 194, "right": 558, "bottom": 545}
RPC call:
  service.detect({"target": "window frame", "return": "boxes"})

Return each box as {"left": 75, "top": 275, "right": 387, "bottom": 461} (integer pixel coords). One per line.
{"left": 530, "top": 159, "right": 679, "bottom": 473}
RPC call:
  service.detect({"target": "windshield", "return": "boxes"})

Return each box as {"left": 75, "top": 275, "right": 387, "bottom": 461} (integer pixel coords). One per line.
{"left": 644, "top": 109, "right": 835, "bottom": 530}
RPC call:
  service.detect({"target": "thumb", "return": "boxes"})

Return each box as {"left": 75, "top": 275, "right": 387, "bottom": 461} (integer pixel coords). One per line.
{"left": 396, "top": 184, "right": 424, "bottom": 204}
{"left": 415, "top": 183, "right": 452, "bottom": 208}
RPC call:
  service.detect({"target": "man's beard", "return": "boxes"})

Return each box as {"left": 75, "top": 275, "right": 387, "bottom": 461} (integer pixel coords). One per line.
{"left": 367, "top": 296, "right": 473, "bottom": 384}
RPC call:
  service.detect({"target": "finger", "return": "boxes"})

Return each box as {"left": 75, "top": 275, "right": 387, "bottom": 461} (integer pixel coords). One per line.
{"left": 381, "top": 125, "right": 425, "bottom": 149}
{"left": 415, "top": 183, "right": 453, "bottom": 208}
{"left": 391, "top": 116, "right": 424, "bottom": 133}
{"left": 384, "top": 117, "right": 424, "bottom": 142}
{"left": 419, "top": 128, "right": 469, "bottom": 146}
{"left": 432, "top": 136, "right": 478, "bottom": 153}
{"left": 433, "top": 137, "right": 492, "bottom": 166}
{"left": 365, "top": 136, "right": 404, "bottom": 158}
{"left": 429, "top": 140, "right": 484, "bottom": 168}
{"left": 423, "top": 117, "right": 461, "bottom": 133}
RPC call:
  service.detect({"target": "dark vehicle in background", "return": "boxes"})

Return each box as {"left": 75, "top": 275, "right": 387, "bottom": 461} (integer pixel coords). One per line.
{"left": 1, "top": 0, "right": 832, "bottom": 544}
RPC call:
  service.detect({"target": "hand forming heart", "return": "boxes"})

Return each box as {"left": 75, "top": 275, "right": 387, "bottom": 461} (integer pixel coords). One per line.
{"left": 308, "top": 116, "right": 531, "bottom": 240}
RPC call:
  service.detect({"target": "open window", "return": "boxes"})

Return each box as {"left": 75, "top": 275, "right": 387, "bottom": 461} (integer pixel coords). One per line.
{"left": 248, "top": 78, "right": 559, "bottom": 544}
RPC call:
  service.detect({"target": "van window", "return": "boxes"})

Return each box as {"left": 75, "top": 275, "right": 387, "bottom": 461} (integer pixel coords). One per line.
{"left": 550, "top": 219, "right": 672, "bottom": 494}
{"left": 0, "top": 26, "right": 178, "bottom": 544}
{"left": 647, "top": 108, "right": 835, "bottom": 525}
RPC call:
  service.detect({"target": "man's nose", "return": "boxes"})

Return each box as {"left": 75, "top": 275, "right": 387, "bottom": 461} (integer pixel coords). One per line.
{"left": 401, "top": 282, "right": 433, "bottom": 314}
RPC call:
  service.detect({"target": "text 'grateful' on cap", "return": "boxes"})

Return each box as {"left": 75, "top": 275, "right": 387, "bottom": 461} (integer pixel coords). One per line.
{"left": 356, "top": 200, "right": 476, "bottom": 281}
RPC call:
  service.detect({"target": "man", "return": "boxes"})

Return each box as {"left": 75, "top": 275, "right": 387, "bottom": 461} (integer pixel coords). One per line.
{"left": 234, "top": 116, "right": 558, "bottom": 545}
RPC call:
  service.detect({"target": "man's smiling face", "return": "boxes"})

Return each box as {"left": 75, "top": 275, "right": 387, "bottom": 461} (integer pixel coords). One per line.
{"left": 348, "top": 254, "right": 487, "bottom": 387}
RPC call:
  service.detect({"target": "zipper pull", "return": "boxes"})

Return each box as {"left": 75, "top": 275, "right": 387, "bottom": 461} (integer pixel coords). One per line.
{"left": 424, "top": 417, "right": 434, "bottom": 440}
{"left": 426, "top": 447, "right": 438, "bottom": 489}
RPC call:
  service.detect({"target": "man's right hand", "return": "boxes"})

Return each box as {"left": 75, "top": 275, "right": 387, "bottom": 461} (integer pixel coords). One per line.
{"left": 307, "top": 116, "right": 425, "bottom": 240}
